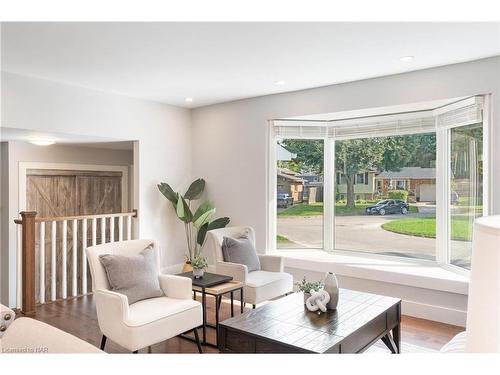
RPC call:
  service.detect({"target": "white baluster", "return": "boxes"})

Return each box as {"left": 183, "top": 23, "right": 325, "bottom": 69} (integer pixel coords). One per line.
{"left": 101, "top": 217, "right": 106, "bottom": 244}
{"left": 127, "top": 215, "right": 132, "bottom": 240}
{"left": 92, "top": 218, "right": 97, "bottom": 246}
{"left": 39, "top": 222, "right": 45, "bottom": 304}
{"left": 51, "top": 221, "right": 57, "bottom": 301}
{"left": 110, "top": 216, "right": 115, "bottom": 242}
{"left": 82, "top": 219, "right": 88, "bottom": 295}
{"left": 118, "top": 216, "right": 123, "bottom": 241}
{"left": 61, "top": 220, "right": 67, "bottom": 299}
{"left": 72, "top": 219, "right": 78, "bottom": 297}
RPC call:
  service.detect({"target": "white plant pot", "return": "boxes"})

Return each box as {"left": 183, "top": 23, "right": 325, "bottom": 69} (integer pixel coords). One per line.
{"left": 193, "top": 268, "right": 204, "bottom": 279}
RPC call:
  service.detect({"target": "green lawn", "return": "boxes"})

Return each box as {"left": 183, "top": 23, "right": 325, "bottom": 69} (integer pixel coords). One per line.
{"left": 278, "top": 202, "right": 417, "bottom": 217}
{"left": 382, "top": 216, "right": 474, "bottom": 241}
{"left": 276, "top": 234, "right": 292, "bottom": 243}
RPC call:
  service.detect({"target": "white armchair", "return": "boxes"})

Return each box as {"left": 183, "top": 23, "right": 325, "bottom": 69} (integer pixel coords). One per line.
{"left": 206, "top": 226, "right": 293, "bottom": 308}
{"left": 86, "top": 239, "right": 202, "bottom": 353}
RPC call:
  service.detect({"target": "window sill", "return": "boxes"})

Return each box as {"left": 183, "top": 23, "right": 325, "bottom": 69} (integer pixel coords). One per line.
{"left": 277, "top": 249, "right": 469, "bottom": 295}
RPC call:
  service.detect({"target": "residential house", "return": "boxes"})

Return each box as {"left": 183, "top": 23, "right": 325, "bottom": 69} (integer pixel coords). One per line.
{"left": 296, "top": 172, "right": 323, "bottom": 203}
{"left": 277, "top": 168, "right": 305, "bottom": 203}
{"left": 375, "top": 167, "right": 436, "bottom": 202}
{"left": 335, "top": 171, "right": 377, "bottom": 201}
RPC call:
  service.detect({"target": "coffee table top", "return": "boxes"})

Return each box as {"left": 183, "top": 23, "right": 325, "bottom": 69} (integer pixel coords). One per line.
{"left": 219, "top": 289, "right": 401, "bottom": 353}
{"left": 177, "top": 271, "right": 233, "bottom": 288}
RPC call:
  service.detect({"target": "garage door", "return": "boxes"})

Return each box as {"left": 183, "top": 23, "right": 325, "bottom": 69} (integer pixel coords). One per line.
{"left": 419, "top": 184, "right": 436, "bottom": 202}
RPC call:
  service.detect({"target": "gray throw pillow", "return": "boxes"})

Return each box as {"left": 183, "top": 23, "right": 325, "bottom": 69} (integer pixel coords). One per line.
{"left": 222, "top": 233, "right": 261, "bottom": 272}
{"left": 99, "top": 245, "right": 163, "bottom": 305}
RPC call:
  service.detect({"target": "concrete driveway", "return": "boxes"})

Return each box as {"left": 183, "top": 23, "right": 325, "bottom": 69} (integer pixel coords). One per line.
{"left": 277, "top": 211, "right": 471, "bottom": 264}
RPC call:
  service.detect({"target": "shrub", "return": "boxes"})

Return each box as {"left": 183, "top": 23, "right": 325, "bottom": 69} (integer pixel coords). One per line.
{"left": 388, "top": 190, "right": 408, "bottom": 202}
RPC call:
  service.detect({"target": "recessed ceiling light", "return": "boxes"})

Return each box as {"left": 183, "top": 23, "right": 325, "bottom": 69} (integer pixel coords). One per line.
{"left": 400, "top": 56, "right": 414, "bottom": 62}
{"left": 29, "top": 138, "right": 56, "bottom": 146}
{"left": 185, "top": 97, "right": 193, "bottom": 103}
{"left": 275, "top": 80, "right": 286, "bottom": 85}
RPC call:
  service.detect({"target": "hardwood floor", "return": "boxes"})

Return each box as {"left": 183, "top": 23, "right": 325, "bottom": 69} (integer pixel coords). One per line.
{"left": 31, "top": 294, "right": 463, "bottom": 354}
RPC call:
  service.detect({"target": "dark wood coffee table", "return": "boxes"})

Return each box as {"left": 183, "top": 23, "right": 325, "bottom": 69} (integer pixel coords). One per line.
{"left": 218, "top": 289, "right": 401, "bottom": 353}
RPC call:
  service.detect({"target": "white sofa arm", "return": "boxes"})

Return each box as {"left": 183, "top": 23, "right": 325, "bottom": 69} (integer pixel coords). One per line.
{"left": 216, "top": 261, "right": 248, "bottom": 283}
{"left": 258, "top": 255, "right": 284, "bottom": 272}
{"left": 94, "top": 289, "right": 129, "bottom": 331}
{"left": 159, "top": 274, "right": 192, "bottom": 299}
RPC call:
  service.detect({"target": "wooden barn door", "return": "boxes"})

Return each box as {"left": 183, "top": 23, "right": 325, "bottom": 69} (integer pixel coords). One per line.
{"left": 26, "top": 169, "right": 123, "bottom": 302}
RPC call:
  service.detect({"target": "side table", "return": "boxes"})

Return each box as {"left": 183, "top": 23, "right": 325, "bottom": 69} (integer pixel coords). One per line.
{"left": 177, "top": 271, "right": 244, "bottom": 348}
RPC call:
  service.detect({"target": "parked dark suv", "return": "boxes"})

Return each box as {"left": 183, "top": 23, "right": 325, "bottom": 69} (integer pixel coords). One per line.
{"left": 277, "top": 193, "right": 294, "bottom": 208}
{"left": 365, "top": 199, "right": 409, "bottom": 215}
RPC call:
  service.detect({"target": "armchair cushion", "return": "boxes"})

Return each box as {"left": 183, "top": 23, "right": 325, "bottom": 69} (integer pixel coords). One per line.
{"left": 222, "top": 233, "right": 261, "bottom": 272}
{"left": 99, "top": 245, "right": 163, "bottom": 304}
{"left": 126, "top": 297, "right": 200, "bottom": 327}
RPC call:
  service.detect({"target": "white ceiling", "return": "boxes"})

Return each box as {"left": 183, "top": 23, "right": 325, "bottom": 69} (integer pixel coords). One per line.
{"left": 1, "top": 22, "right": 499, "bottom": 108}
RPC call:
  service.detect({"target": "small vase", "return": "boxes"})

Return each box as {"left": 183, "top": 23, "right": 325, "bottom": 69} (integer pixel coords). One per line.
{"left": 324, "top": 272, "right": 339, "bottom": 310}
{"left": 182, "top": 261, "right": 193, "bottom": 272}
{"left": 303, "top": 292, "right": 311, "bottom": 304}
{"left": 193, "top": 268, "right": 204, "bottom": 279}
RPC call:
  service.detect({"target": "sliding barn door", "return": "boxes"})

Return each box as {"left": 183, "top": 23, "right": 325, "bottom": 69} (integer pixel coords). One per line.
{"left": 26, "top": 169, "right": 123, "bottom": 302}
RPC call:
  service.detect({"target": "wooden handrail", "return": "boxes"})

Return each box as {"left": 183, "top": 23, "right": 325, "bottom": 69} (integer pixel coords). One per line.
{"left": 14, "top": 209, "right": 138, "bottom": 314}
{"left": 19, "top": 211, "right": 37, "bottom": 316}
{"left": 14, "top": 209, "right": 137, "bottom": 224}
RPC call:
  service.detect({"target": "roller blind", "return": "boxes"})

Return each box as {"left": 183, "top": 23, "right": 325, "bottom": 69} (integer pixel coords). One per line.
{"left": 436, "top": 102, "right": 483, "bottom": 129}
{"left": 331, "top": 116, "right": 435, "bottom": 139}
{"left": 273, "top": 115, "right": 436, "bottom": 140}
{"left": 273, "top": 96, "right": 483, "bottom": 139}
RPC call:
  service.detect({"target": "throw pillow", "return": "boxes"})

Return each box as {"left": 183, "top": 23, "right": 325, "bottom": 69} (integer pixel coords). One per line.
{"left": 99, "top": 245, "right": 163, "bottom": 304}
{"left": 222, "top": 233, "right": 261, "bottom": 272}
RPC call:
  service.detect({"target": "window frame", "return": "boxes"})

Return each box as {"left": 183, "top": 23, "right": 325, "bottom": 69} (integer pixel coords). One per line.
{"left": 267, "top": 95, "right": 490, "bottom": 276}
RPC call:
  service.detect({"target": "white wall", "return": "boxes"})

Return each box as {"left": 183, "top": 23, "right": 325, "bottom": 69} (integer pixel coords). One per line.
{"left": 1, "top": 72, "right": 193, "bottom": 306}
{"left": 191, "top": 56, "right": 500, "bottom": 253}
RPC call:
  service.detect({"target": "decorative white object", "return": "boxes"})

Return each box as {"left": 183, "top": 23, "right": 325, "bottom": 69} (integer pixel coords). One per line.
{"left": 466, "top": 216, "right": 500, "bottom": 353}
{"left": 324, "top": 272, "right": 339, "bottom": 310}
{"left": 305, "top": 290, "right": 330, "bottom": 313}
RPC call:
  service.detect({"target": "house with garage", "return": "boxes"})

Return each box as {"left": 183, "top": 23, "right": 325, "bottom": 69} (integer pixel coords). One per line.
{"left": 375, "top": 167, "right": 436, "bottom": 202}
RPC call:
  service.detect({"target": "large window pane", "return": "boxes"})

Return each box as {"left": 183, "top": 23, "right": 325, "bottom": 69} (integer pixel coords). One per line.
{"left": 276, "top": 139, "right": 324, "bottom": 249}
{"left": 334, "top": 133, "right": 436, "bottom": 260}
{"left": 449, "top": 123, "right": 483, "bottom": 270}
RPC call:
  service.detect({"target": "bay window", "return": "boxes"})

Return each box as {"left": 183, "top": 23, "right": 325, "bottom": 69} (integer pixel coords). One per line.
{"left": 270, "top": 96, "right": 489, "bottom": 272}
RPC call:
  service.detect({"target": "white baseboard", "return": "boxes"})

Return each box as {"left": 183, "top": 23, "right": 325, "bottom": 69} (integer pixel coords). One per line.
{"left": 402, "top": 300, "right": 466, "bottom": 327}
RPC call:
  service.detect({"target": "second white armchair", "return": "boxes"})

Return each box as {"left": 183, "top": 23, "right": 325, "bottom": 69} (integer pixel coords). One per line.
{"left": 206, "top": 226, "right": 293, "bottom": 308}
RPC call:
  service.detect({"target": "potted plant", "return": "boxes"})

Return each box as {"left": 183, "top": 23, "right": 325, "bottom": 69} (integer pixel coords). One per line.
{"left": 191, "top": 255, "right": 209, "bottom": 278}
{"left": 295, "top": 277, "right": 324, "bottom": 304}
{"left": 158, "top": 178, "right": 230, "bottom": 271}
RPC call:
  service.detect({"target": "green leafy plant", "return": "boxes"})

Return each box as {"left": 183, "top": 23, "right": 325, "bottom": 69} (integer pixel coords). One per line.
{"left": 158, "top": 178, "right": 230, "bottom": 262}
{"left": 191, "top": 255, "right": 209, "bottom": 270}
{"left": 388, "top": 190, "right": 409, "bottom": 202}
{"left": 295, "top": 276, "right": 324, "bottom": 294}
